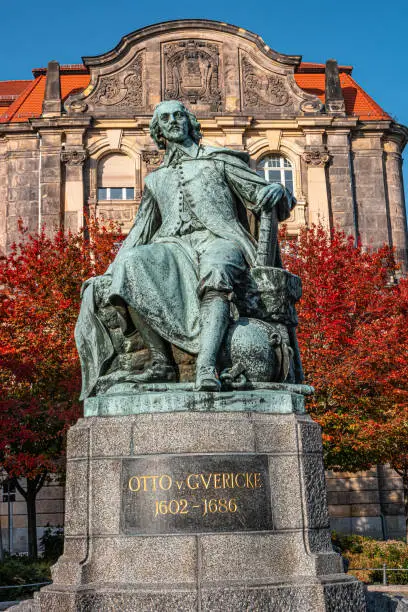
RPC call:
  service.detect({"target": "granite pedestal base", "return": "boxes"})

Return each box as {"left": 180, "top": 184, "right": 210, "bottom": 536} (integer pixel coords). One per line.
{"left": 33, "top": 390, "right": 365, "bottom": 611}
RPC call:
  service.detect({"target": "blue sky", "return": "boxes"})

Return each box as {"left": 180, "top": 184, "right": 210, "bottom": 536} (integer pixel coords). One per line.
{"left": 1, "top": 0, "right": 407, "bottom": 201}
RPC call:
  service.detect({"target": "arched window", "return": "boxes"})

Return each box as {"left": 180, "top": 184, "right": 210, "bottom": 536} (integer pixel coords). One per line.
{"left": 256, "top": 154, "right": 294, "bottom": 194}
{"left": 97, "top": 153, "right": 135, "bottom": 201}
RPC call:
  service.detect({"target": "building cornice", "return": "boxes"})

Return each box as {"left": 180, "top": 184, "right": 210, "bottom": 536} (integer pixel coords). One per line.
{"left": 82, "top": 20, "right": 302, "bottom": 69}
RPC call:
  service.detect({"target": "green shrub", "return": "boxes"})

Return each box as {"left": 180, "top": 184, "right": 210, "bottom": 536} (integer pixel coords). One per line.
{"left": 0, "top": 555, "right": 51, "bottom": 602}
{"left": 40, "top": 525, "right": 64, "bottom": 562}
{"left": 332, "top": 532, "right": 408, "bottom": 584}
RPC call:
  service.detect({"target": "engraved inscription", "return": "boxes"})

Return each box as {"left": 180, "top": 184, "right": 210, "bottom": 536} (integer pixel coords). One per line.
{"left": 122, "top": 454, "right": 272, "bottom": 534}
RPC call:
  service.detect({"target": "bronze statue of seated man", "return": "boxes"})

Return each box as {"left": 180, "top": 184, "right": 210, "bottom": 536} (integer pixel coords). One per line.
{"left": 75, "top": 100, "right": 295, "bottom": 397}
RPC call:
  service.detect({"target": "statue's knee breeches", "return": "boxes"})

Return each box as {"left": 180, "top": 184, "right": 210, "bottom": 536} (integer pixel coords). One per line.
{"left": 198, "top": 240, "right": 247, "bottom": 297}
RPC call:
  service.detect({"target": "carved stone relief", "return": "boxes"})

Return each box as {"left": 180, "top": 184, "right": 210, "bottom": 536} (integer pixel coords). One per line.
{"left": 325, "top": 100, "right": 346, "bottom": 115}
{"left": 66, "top": 52, "right": 144, "bottom": 115}
{"left": 241, "top": 55, "right": 290, "bottom": 112}
{"left": 302, "top": 150, "right": 331, "bottom": 167}
{"left": 61, "top": 148, "right": 87, "bottom": 165}
{"left": 162, "top": 40, "right": 222, "bottom": 111}
{"left": 142, "top": 149, "right": 164, "bottom": 172}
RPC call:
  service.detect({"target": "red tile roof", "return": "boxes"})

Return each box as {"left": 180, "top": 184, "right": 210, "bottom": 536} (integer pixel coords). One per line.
{"left": 294, "top": 68, "right": 390, "bottom": 120}
{"left": 0, "top": 62, "right": 391, "bottom": 123}
{"left": 0, "top": 80, "right": 32, "bottom": 108}
{"left": 0, "top": 73, "right": 90, "bottom": 123}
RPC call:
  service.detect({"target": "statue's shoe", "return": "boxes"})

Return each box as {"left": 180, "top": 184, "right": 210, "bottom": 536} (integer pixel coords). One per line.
{"left": 128, "top": 362, "right": 179, "bottom": 383}
{"left": 195, "top": 366, "right": 222, "bottom": 392}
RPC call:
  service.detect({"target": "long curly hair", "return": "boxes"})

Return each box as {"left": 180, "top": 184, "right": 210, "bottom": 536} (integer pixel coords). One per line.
{"left": 149, "top": 101, "right": 202, "bottom": 150}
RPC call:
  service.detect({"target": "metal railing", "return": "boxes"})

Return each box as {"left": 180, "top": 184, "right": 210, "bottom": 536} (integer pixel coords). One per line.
{"left": 0, "top": 581, "right": 51, "bottom": 591}
{"left": 350, "top": 565, "right": 408, "bottom": 586}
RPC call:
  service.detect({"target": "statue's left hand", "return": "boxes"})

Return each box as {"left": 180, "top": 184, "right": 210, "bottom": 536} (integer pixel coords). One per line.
{"left": 262, "top": 183, "right": 285, "bottom": 212}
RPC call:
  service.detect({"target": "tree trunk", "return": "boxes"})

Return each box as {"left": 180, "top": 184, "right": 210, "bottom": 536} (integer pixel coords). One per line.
{"left": 15, "top": 473, "right": 47, "bottom": 560}
{"left": 403, "top": 472, "right": 408, "bottom": 543}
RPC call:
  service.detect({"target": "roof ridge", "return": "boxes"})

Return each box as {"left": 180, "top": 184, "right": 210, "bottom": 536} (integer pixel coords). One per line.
{"left": 0, "top": 78, "right": 32, "bottom": 83}
{"left": 297, "top": 61, "right": 353, "bottom": 74}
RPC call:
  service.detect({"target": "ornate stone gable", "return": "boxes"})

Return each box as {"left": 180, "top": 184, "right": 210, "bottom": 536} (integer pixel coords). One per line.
{"left": 239, "top": 50, "right": 323, "bottom": 117}
{"left": 63, "top": 21, "right": 324, "bottom": 119}
{"left": 65, "top": 51, "right": 144, "bottom": 116}
{"left": 162, "top": 40, "right": 222, "bottom": 112}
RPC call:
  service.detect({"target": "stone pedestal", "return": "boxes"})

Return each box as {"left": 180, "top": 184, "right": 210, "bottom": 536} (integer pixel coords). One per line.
{"left": 33, "top": 389, "right": 365, "bottom": 611}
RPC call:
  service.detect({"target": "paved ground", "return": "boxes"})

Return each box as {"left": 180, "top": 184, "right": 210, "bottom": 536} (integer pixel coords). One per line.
{"left": 367, "top": 585, "right": 408, "bottom": 596}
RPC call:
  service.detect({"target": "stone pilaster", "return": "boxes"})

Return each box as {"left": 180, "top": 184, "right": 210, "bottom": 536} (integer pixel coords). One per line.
{"left": 61, "top": 129, "right": 88, "bottom": 232}
{"left": 302, "top": 130, "right": 331, "bottom": 228}
{"left": 352, "top": 133, "right": 390, "bottom": 249}
{"left": 384, "top": 140, "right": 408, "bottom": 269}
{"left": 326, "top": 130, "right": 356, "bottom": 238}
{"left": 37, "top": 129, "right": 63, "bottom": 234}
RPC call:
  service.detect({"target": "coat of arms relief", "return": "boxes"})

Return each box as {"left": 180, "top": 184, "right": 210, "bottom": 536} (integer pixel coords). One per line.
{"left": 162, "top": 40, "right": 222, "bottom": 112}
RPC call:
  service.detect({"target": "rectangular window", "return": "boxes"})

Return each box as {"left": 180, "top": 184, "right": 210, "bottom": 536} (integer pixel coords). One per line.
{"left": 98, "top": 187, "right": 135, "bottom": 201}
{"left": 110, "top": 187, "right": 123, "bottom": 200}
{"left": 98, "top": 187, "right": 108, "bottom": 200}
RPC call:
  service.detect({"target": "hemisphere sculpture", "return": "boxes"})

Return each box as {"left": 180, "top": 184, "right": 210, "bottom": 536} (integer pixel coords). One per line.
{"left": 75, "top": 100, "right": 303, "bottom": 398}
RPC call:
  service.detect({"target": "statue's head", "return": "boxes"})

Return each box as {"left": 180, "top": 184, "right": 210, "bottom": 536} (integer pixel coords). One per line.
{"left": 150, "top": 100, "right": 202, "bottom": 150}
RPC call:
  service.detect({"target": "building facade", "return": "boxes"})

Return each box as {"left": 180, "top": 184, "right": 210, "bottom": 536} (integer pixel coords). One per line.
{"left": 0, "top": 20, "right": 407, "bottom": 551}
{"left": 0, "top": 20, "right": 407, "bottom": 263}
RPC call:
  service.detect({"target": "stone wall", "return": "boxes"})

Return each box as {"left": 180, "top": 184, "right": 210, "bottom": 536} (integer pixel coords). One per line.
{"left": 0, "top": 129, "right": 39, "bottom": 252}
{"left": 327, "top": 467, "right": 405, "bottom": 540}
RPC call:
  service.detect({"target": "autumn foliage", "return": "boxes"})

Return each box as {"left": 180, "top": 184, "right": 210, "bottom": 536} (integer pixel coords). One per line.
{"left": 1, "top": 220, "right": 408, "bottom": 550}
{"left": 282, "top": 225, "right": 408, "bottom": 537}
{"left": 0, "top": 218, "right": 123, "bottom": 557}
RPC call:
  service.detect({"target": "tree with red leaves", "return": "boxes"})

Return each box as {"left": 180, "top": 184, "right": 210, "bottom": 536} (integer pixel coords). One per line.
{"left": 283, "top": 225, "right": 408, "bottom": 539}
{"left": 0, "top": 218, "right": 123, "bottom": 558}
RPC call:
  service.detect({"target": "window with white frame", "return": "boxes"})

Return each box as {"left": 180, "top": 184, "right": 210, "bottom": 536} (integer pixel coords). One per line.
{"left": 97, "top": 153, "right": 135, "bottom": 201}
{"left": 256, "top": 154, "right": 294, "bottom": 194}
{"left": 97, "top": 187, "right": 135, "bottom": 201}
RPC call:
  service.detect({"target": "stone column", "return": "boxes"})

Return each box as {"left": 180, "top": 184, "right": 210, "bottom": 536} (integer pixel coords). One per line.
{"left": 61, "top": 133, "right": 88, "bottom": 233}
{"left": 384, "top": 140, "right": 408, "bottom": 269}
{"left": 352, "top": 133, "right": 390, "bottom": 250}
{"left": 302, "top": 133, "right": 331, "bottom": 228}
{"left": 326, "top": 129, "right": 357, "bottom": 238}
